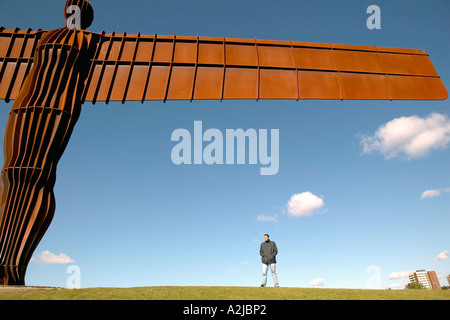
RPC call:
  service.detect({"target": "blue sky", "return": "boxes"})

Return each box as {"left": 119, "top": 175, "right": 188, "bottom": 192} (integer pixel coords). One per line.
{"left": 0, "top": 0, "right": 449, "bottom": 289}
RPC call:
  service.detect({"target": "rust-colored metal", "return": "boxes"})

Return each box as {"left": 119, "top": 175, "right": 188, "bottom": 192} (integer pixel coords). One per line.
{"left": 0, "top": 0, "right": 447, "bottom": 285}
{"left": 0, "top": 0, "right": 96, "bottom": 285}
{"left": 1, "top": 29, "right": 447, "bottom": 103}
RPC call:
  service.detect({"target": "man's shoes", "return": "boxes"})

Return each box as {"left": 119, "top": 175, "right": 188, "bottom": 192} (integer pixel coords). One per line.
{"left": 260, "top": 285, "right": 265, "bottom": 287}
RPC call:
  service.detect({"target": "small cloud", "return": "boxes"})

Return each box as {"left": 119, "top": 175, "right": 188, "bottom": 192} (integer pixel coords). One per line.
{"left": 229, "top": 261, "right": 249, "bottom": 272}
{"left": 175, "top": 272, "right": 183, "bottom": 276}
{"left": 387, "top": 282, "right": 407, "bottom": 289}
{"left": 420, "top": 188, "right": 450, "bottom": 199}
{"left": 387, "top": 270, "right": 414, "bottom": 280}
{"left": 31, "top": 250, "right": 74, "bottom": 264}
{"left": 309, "top": 278, "right": 325, "bottom": 286}
{"left": 420, "top": 189, "right": 441, "bottom": 199}
{"left": 287, "top": 192, "right": 324, "bottom": 217}
{"left": 359, "top": 112, "right": 450, "bottom": 160}
{"left": 256, "top": 214, "right": 278, "bottom": 223}
{"left": 435, "top": 250, "right": 448, "bottom": 262}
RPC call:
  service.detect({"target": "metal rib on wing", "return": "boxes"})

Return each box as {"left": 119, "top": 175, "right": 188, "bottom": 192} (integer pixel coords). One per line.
{"left": 0, "top": 28, "right": 44, "bottom": 102}
{"left": 1, "top": 28, "right": 448, "bottom": 103}
{"left": 72, "top": 32, "right": 450, "bottom": 102}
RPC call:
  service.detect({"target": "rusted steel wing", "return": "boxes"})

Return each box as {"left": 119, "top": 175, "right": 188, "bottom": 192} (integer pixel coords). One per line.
{"left": 0, "top": 28, "right": 44, "bottom": 102}
{"left": 0, "top": 28, "right": 448, "bottom": 104}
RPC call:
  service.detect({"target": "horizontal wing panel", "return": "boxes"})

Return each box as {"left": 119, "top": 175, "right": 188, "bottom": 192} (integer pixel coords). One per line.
{"left": 0, "top": 28, "right": 447, "bottom": 103}
{"left": 0, "top": 28, "right": 43, "bottom": 102}
{"left": 83, "top": 33, "right": 447, "bottom": 102}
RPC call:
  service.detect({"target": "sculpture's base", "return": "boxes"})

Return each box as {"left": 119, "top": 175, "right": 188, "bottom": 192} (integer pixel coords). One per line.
{"left": 0, "top": 265, "right": 26, "bottom": 286}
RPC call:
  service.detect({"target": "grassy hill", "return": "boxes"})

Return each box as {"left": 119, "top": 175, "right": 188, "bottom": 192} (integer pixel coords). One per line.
{"left": 0, "top": 286, "right": 449, "bottom": 300}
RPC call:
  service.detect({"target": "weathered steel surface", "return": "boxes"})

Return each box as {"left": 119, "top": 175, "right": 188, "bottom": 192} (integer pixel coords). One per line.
{"left": 1, "top": 29, "right": 447, "bottom": 103}
{"left": 0, "top": 0, "right": 96, "bottom": 285}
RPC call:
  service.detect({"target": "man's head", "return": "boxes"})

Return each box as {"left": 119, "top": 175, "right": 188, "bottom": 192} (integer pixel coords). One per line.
{"left": 264, "top": 234, "right": 270, "bottom": 242}
{"left": 64, "top": 0, "right": 94, "bottom": 30}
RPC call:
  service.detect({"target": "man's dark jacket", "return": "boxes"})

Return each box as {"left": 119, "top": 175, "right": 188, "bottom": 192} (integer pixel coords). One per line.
{"left": 260, "top": 240, "right": 278, "bottom": 264}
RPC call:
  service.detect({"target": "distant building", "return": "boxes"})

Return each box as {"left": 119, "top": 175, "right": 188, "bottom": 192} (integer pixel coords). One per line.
{"left": 426, "top": 271, "right": 441, "bottom": 290}
{"left": 409, "top": 270, "right": 441, "bottom": 290}
{"left": 409, "top": 270, "right": 431, "bottom": 289}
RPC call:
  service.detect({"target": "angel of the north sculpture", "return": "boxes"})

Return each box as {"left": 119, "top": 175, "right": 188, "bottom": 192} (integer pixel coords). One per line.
{"left": 0, "top": 0, "right": 447, "bottom": 285}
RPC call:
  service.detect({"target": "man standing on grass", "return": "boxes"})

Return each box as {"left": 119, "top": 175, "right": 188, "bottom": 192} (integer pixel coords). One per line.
{"left": 260, "top": 234, "right": 279, "bottom": 287}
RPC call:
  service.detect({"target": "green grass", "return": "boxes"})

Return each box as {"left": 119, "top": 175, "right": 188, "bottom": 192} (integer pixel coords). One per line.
{"left": 0, "top": 286, "right": 449, "bottom": 300}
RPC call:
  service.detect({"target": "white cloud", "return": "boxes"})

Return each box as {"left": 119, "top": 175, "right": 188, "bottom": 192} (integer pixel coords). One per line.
{"left": 287, "top": 192, "right": 324, "bottom": 217}
{"left": 309, "top": 278, "right": 325, "bottom": 286}
{"left": 31, "top": 250, "right": 74, "bottom": 264}
{"left": 387, "top": 282, "right": 407, "bottom": 289}
{"left": 435, "top": 250, "right": 448, "bottom": 262}
{"left": 360, "top": 112, "right": 450, "bottom": 160}
{"left": 420, "top": 188, "right": 450, "bottom": 199}
{"left": 387, "top": 270, "right": 414, "bottom": 280}
{"left": 256, "top": 214, "right": 278, "bottom": 223}
{"left": 420, "top": 189, "right": 441, "bottom": 199}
